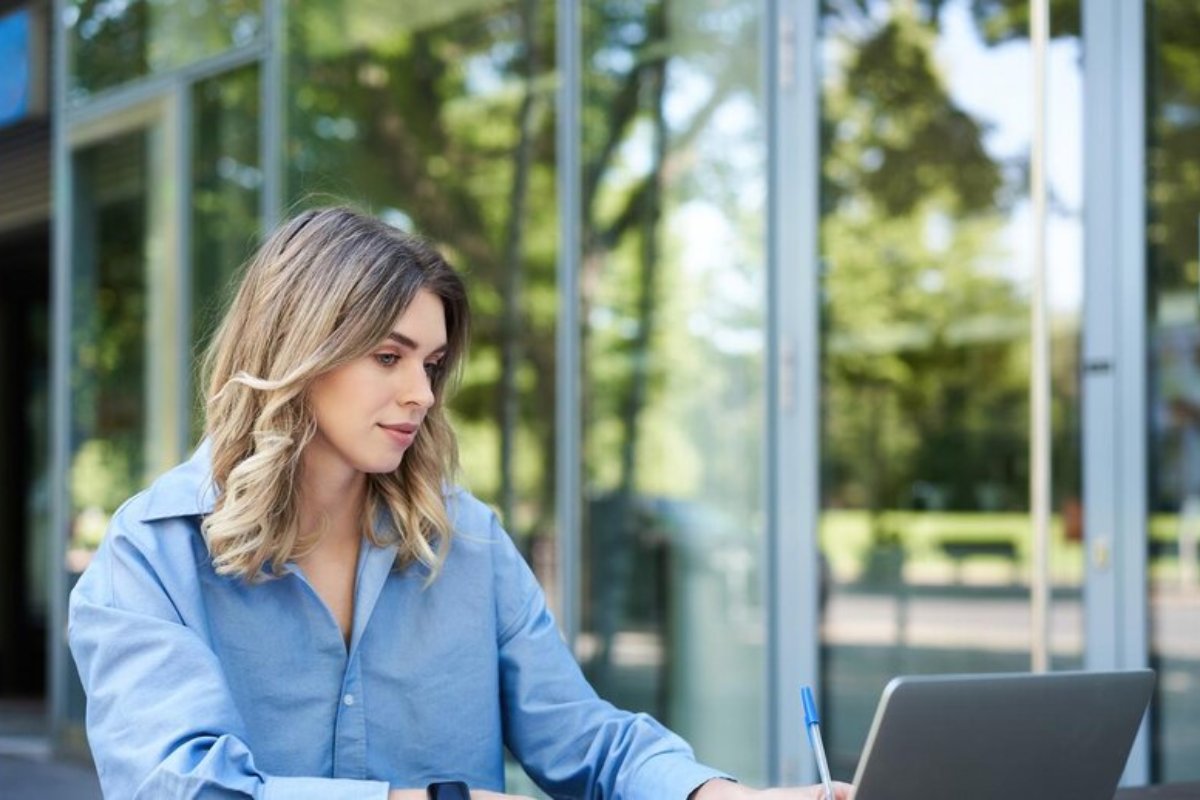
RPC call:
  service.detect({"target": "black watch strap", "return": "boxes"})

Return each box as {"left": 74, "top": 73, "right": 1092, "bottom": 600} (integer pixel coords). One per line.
{"left": 426, "top": 780, "right": 470, "bottom": 800}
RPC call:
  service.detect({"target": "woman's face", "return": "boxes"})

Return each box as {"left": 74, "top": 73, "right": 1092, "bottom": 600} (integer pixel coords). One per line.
{"left": 305, "top": 288, "right": 447, "bottom": 481}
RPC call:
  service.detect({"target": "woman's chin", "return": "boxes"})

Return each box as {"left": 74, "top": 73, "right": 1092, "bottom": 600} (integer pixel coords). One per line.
{"left": 359, "top": 453, "right": 407, "bottom": 474}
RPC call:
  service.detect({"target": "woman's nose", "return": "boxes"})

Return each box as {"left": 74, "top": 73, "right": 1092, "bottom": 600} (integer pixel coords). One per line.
{"left": 398, "top": 365, "right": 435, "bottom": 408}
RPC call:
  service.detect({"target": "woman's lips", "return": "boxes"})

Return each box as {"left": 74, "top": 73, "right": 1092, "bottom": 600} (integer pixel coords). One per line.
{"left": 379, "top": 423, "right": 418, "bottom": 447}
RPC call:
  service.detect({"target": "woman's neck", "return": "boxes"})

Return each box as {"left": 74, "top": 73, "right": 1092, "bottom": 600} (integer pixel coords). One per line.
{"left": 297, "top": 452, "right": 368, "bottom": 548}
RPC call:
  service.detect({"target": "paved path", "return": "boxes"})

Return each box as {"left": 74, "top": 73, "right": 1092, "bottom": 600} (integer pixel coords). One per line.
{"left": 0, "top": 753, "right": 102, "bottom": 799}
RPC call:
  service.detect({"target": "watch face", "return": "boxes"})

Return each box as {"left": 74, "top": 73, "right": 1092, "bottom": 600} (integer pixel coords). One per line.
{"left": 428, "top": 780, "right": 470, "bottom": 800}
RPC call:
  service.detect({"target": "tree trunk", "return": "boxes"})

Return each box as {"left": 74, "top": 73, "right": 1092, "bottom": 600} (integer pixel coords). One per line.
{"left": 499, "top": 0, "right": 541, "bottom": 532}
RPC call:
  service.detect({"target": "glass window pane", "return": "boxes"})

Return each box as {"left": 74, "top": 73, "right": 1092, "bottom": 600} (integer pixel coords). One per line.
{"left": 579, "top": 0, "right": 767, "bottom": 782}
{"left": 1146, "top": 0, "right": 1200, "bottom": 782}
{"left": 817, "top": 0, "right": 1083, "bottom": 776}
{"left": 287, "top": 0, "right": 558, "bottom": 552}
{"left": 70, "top": 131, "right": 152, "bottom": 546}
{"left": 65, "top": 0, "right": 262, "bottom": 101}
{"left": 286, "top": 4, "right": 557, "bottom": 791}
{"left": 67, "top": 126, "right": 177, "bottom": 724}
{"left": 1047, "top": 3, "right": 1085, "bottom": 675}
{"left": 191, "top": 65, "right": 262, "bottom": 441}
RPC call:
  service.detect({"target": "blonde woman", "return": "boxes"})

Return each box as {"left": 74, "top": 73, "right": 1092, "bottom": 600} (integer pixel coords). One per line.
{"left": 68, "top": 208, "right": 852, "bottom": 800}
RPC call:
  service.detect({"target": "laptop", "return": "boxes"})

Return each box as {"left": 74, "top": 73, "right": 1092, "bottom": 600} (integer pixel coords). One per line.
{"left": 851, "top": 669, "right": 1155, "bottom": 800}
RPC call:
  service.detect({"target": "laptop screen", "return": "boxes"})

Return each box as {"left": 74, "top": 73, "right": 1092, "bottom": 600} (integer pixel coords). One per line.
{"left": 851, "top": 669, "right": 1155, "bottom": 800}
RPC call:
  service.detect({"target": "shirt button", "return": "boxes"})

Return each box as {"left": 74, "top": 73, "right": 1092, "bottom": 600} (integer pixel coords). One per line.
{"left": 343, "top": 693, "right": 355, "bottom": 706}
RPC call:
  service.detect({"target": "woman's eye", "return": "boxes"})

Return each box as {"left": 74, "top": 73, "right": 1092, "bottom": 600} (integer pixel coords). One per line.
{"left": 375, "top": 353, "right": 400, "bottom": 367}
{"left": 424, "top": 361, "right": 442, "bottom": 377}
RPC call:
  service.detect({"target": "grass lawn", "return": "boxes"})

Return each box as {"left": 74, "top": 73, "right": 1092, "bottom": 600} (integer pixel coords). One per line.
{"left": 817, "top": 510, "right": 1187, "bottom": 584}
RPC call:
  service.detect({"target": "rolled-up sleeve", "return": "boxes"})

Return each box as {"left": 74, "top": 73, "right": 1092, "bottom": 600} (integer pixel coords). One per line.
{"left": 68, "top": 511, "right": 389, "bottom": 800}
{"left": 489, "top": 513, "right": 731, "bottom": 800}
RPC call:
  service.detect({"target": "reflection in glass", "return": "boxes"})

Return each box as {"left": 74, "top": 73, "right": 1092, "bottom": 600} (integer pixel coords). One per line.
{"left": 67, "top": 129, "right": 162, "bottom": 727}
{"left": 70, "top": 131, "right": 151, "bottom": 560}
{"left": 191, "top": 66, "right": 262, "bottom": 440}
{"left": 1146, "top": 0, "right": 1200, "bottom": 782}
{"left": 65, "top": 0, "right": 262, "bottom": 100}
{"left": 580, "top": 0, "right": 766, "bottom": 781}
{"left": 817, "top": 0, "right": 1083, "bottom": 776}
{"left": 286, "top": 0, "right": 558, "bottom": 552}
{"left": 286, "top": 5, "right": 557, "bottom": 792}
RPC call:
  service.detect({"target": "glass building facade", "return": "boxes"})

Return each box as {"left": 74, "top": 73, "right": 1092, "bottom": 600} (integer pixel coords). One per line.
{"left": 0, "top": 0, "right": 1185, "bottom": 790}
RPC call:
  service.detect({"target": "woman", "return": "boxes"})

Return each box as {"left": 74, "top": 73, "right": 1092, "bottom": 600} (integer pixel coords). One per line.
{"left": 68, "top": 207, "right": 853, "bottom": 800}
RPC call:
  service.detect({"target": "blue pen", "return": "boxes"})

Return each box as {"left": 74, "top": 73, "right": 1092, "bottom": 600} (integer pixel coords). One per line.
{"left": 801, "top": 686, "right": 835, "bottom": 800}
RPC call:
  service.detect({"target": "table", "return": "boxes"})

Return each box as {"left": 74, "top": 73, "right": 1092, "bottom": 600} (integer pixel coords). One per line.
{"left": 1116, "top": 784, "right": 1200, "bottom": 799}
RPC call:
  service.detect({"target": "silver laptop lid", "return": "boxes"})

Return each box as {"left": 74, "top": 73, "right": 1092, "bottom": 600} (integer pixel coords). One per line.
{"left": 851, "top": 669, "right": 1155, "bottom": 800}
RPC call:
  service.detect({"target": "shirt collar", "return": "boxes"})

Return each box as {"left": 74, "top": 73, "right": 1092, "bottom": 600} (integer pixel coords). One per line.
{"left": 137, "top": 442, "right": 405, "bottom": 584}
{"left": 138, "top": 439, "right": 218, "bottom": 522}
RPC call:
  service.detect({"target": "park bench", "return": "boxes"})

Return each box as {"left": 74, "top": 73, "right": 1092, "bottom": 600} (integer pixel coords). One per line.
{"left": 1147, "top": 538, "right": 1178, "bottom": 560}
{"left": 938, "top": 538, "right": 1019, "bottom": 582}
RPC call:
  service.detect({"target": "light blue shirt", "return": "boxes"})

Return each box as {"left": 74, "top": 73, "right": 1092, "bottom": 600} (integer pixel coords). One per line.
{"left": 68, "top": 444, "right": 729, "bottom": 799}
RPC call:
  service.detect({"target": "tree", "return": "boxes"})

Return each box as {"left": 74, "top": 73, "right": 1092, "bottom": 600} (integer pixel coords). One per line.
{"left": 285, "top": 0, "right": 561, "bottom": 545}
{"left": 820, "top": 2, "right": 1027, "bottom": 522}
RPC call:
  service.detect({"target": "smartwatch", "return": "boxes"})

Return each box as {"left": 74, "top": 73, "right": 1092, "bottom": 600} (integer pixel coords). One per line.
{"left": 426, "top": 781, "right": 470, "bottom": 800}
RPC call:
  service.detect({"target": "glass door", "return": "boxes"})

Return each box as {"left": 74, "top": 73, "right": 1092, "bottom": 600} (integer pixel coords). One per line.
{"left": 814, "top": 0, "right": 1085, "bottom": 776}
{"left": 56, "top": 98, "right": 184, "bottom": 748}
{"left": 577, "top": 0, "right": 770, "bottom": 782}
{"left": 1145, "top": 0, "right": 1200, "bottom": 781}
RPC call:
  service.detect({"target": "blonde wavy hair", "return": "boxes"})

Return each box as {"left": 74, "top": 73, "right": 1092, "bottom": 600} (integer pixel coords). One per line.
{"left": 201, "top": 207, "right": 469, "bottom": 581}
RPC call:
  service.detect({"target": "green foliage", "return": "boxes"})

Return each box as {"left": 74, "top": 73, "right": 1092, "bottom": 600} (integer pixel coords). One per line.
{"left": 819, "top": 1, "right": 1059, "bottom": 518}
{"left": 967, "top": 0, "right": 1080, "bottom": 44}
{"left": 69, "top": 134, "right": 154, "bottom": 541}
{"left": 70, "top": 438, "right": 138, "bottom": 522}
{"left": 66, "top": 0, "right": 263, "bottom": 98}
{"left": 285, "top": 0, "right": 560, "bottom": 536}
{"left": 1147, "top": 2, "right": 1200, "bottom": 295}
{"left": 66, "top": 0, "right": 1094, "bottom": 550}
{"left": 191, "top": 66, "right": 263, "bottom": 441}
{"left": 827, "top": 10, "right": 1001, "bottom": 217}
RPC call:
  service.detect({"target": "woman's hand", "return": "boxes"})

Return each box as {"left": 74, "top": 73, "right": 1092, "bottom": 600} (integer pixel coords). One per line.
{"left": 755, "top": 788, "right": 854, "bottom": 800}
{"left": 692, "top": 778, "right": 855, "bottom": 800}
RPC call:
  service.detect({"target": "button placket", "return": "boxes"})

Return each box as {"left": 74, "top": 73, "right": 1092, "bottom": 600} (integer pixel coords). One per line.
{"left": 333, "top": 653, "right": 368, "bottom": 778}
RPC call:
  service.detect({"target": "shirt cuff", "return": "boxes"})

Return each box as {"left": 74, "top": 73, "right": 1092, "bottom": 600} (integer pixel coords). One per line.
{"left": 263, "top": 775, "right": 391, "bottom": 800}
{"left": 626, "top": 754, "right": 735, "bottom": 800}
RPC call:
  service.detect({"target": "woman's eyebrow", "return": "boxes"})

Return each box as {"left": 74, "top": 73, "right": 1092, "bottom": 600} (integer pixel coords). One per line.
{"left": 386, "top": 331, "right": 448, "bottom": 355}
